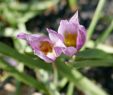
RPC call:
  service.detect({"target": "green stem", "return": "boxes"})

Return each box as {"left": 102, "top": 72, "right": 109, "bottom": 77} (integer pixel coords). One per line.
{"left": 66, "top": 82, "right": 74, "bottom": 95}
{"left": 58, "top": 78, "right": 68, "bottom": 88}
{"left": 56, "top": 60, "right": 108, "bottom": 95}
{"left": 52, "top": 63, "right": 58, "bottom": 86}
{"left": 87, "top": 0, "right": 106, "bottom": 40}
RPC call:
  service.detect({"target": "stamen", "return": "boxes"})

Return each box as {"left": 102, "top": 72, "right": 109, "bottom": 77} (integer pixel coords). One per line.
{"left": 64, "top": 32, "right": 77, "bottom": 47}
{"left": 39, "top": 41, "right": 53, "bottom": 54}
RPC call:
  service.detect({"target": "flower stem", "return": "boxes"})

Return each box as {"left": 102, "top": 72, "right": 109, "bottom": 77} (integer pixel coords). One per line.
{"left": 56, "top": 60, "right": 108, "bottom": 95}
{"left": 52, "top": 62, "right": 58, "bottom": 86}
{"left": 66, "top": 82, "right": 74, "bottom": 95}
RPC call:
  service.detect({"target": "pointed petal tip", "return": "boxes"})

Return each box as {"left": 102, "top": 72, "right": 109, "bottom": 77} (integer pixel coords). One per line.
{"left": 70, "top": 10, "right": 79, "bottom": 23}
{"left": 46, "top": 28, "right": 49, "bottom": 32}
{"left": 17, "top": 33, "right": 27, "bottom": 39}
{"left": 46, "top": 28, "right": 57, "bottom": 35}
{"left": 76, "top": 10, "right": 78, "bottom": 14}
{"left": 76, "top": 25, "right": 86, "bottom": 50}
{"left": 46, "top": 28, "right": 53, "bottom": 33}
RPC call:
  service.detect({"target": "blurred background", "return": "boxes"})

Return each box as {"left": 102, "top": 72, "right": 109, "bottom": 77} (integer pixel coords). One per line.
{"left": 0, "top": 0, "right": 113, "bottom": 95}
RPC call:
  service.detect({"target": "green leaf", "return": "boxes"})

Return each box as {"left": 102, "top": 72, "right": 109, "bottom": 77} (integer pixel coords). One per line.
{"left": 76, "top": 49, "right": 113, "bottom": 60}
{"left": 0, "top": 42, "right": 52, "bottom": 71}
{"left": 56, "top": 60, "right": 108, "bottom": 95}
{"left": 0, "top": 59, "right": 51, "bottom": 95}
{"left": 0, "top": 42, "right": 111, "bottom": 95}
{"left": 73, "top": 49, "right": 113, "bottom": 68}
{"left": 73, "top": 59, "right": 113, "bottom": 68}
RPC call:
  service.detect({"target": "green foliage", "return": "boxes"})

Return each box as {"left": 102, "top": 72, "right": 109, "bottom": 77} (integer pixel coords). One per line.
{"left": 87, "top": 0, "right": 106, "bottom": 40}
{"left": 0, "top": 0, "right": 113, "bottom": 95}
{"left": 0, "top": 59, "right": 51, "bottom": 94}
{"left": 0, "top": 42, "right": 112, "bottom": 95}
{"left": 76, "top": 49, "right": 113, "bottom": 60}
{"left": 0, "top": 42, "right": 52, "bottom": 71}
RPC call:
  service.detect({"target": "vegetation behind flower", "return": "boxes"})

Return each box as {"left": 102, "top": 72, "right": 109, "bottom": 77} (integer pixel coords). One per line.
{"left": 0, "top": 0, "right": 113, "bottom": 95}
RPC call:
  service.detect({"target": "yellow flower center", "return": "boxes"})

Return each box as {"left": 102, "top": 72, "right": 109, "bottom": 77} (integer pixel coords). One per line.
{"left": 39, "top": 41, "right": 53, "bottom": 55}
{"left": 64, "top": 32, "right": 77, "bottom": 47}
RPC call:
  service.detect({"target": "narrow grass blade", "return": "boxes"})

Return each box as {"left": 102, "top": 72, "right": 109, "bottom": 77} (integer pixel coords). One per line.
{"left": 56, "top": 61, "right": 108, "bottom": 95}
{"left": 0, "top": 42, "right": 52, "bottom": 71}
{"left": 0, "top": 59, "right": 51, "bottom": 95}
{"left": 87, "top": 0, "right": 106, "bottom": 40}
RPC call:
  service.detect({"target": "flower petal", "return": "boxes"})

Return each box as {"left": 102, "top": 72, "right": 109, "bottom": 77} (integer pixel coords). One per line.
{"left": 34, "top": 50, "right": 56, "bottom": 63}
{"left": 31, "top": 36, "right": 51, "bottom": 51}
{"left": 58, "top": 20, "right": 68, "bottom": 37}
{"left": 17, "top": 33, "right": 44, "bottom": 41}
{"left": 54, "top": 47, "right": 63, "bottom": 57}
{"left": 17, "top": 33, "right": 50, "bottom": 50}
{"left": 58, "top": 20, "right": 78, "bottom": 38}
{"left": 69, "top": 11, "right": 79, "bottom": 23}
{"left": 17, "top": 33, "right": 58, "bottom": 63}
{"left": 31, "top": 36, "right": 56, "bottom": 63}
{"left": 63, "top": 47, "right": 77, "bottom": 56}
{"left": 17, "top": 33, "right": 27, "bottom": 39}
{"left": 47, "top": 28, "right": 63, "bottom": 42}
{"left": 77, "top": 25, "right": 86, "bottom": 50}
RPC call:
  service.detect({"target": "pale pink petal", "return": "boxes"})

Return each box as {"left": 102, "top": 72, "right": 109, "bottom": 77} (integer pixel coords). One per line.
{"left": 54, "top": 38, "right": 65, "bottom": 47}
{"left": 25, "top": 34, "right": 44, "bottom": 42}
{"left": 77, "top": 25, "right": 86, "bottom": 50}
{"left": 63, "top": 47, "right": 77, "bottom": 56}
{"left": 17, "top": 33, "right": 43, "bottom": 40}
{"left": 58, "top": 20, "right": 68, "bottom": 37}
{"left": 47, "top": 28, "right": 63, "bottom": 42}
{"left": 27, "top": 34, "right": 51, "bottom": 51}
{"left": 17, "top": 33, "right": 27, "bottom": 39}
{"left": 58, "top": 20, "right": 78, "bottom": 37}
{"left": 26, "top": 35, "right": 50, "bottom": 50}
{"left": 17, "top": 33, "right": 41, "bottom": 49}
{"left": 17, "top": 33, "right": 56, "bottom": 63}
{"left": 47, "top": 28, "right": 65, "bottom": 55}
{"left": 54, "top": 47, "right": 64, "bottom": 57}
{"left": 32, "top": 37, "right": 56, "bottom": 63}
{"left": 47, "top": 52, "right": 56, "bottom": 61}
{"left": 69, "top": 11, "right": 79, "bottom": 23}
{"left": 34, "top": 50, "right": 56, "bottom": 63}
